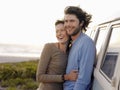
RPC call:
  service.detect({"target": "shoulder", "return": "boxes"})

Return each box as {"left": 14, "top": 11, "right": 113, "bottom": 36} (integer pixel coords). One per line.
{"left": 43, "top": 42, "right": 56, "bottom": 49}
{"left": 81, "top": 33, "right": 94, "bottom": 43}
{"left": 44, "top": 43, "right": 54, "bottom": 47}
{"left": 77, "top": 33, "right": 95, "bottom": 49}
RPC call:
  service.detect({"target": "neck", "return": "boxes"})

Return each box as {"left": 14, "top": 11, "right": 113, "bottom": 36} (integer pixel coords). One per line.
{"left": 71, "top": 31, "right": 81, "bottom": 41}
{"left": 59, "top": 42, "right": 67, "bottom": 53}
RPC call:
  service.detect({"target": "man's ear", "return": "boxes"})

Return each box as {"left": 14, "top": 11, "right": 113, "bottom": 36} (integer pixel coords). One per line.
{"left": 80, "top": 21, "right": 84, "bottom": 27}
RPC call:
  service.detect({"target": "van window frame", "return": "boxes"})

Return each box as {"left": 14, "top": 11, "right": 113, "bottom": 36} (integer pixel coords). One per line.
{"left": 99, "top": 24, "right": 120, "bottom": 83}
{"left": 100, "top": 52, "right": 118, "bottom": 82}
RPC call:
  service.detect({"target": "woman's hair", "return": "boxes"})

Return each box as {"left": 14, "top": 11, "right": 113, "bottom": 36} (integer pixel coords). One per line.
{"left": 55, "top": 20, "right": 64, "bottom": 26}
{"left": 64, "top": 6, "right": 92, "bottom": 31}
{"left": 66, "top": 36, "right": 72, "bottom": 55}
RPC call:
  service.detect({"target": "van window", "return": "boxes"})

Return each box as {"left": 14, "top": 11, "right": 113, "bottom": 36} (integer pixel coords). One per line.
{"left": 100, "top": 26, "right": 120, "bottom": 80}
{"left": 101, "top": 52, "right": 118, "bottom": 79}
{"left": 108, "top": 27, "right": 120, "bottom": 48}
{"left": 96, "top": 27, "right": 107, "bottom": 55}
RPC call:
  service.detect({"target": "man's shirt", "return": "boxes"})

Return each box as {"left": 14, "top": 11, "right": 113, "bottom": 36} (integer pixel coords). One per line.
{"left": 64, "top": 33, "right": 96, "bottom": 90}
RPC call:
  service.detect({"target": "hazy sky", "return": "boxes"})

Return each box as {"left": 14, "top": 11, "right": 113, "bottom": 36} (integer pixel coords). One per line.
{"left": 0, "top": 0, "right": 120, "bottom": 46}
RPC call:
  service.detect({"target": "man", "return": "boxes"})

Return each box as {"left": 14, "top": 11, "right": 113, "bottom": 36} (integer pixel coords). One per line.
{"left": 63, "top": 6, "right": 96, "bottom": 90}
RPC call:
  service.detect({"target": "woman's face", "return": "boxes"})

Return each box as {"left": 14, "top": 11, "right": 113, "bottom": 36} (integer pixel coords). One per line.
{"left": 56, "top": 23, "right": 69, "bottom": 44}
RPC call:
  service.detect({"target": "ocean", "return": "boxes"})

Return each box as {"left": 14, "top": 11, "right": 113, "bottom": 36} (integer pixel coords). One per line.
{"left": 0, "top": 43, "right": 43, "bottom": 63}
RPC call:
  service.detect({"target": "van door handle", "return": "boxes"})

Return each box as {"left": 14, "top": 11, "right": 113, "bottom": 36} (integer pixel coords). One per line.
{"left": 111, "top": 77, "right": 116, "bottom": 87}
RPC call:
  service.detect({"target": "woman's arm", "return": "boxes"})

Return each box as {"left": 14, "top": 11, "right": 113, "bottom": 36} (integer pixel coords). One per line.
{"left": 36, "top": 43, "right": 64, "bottom": 83}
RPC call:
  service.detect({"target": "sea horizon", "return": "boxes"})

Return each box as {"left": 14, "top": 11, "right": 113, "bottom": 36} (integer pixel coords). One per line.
{"left": 0, "top": 43, "right": 43, "bottom": 63}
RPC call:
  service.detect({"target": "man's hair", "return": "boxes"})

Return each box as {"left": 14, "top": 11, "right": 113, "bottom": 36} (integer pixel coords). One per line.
{"left": 64, "top": 6, "right": 92, "bottom": 31}
{"left": 55, "top": 20, "right": 64, "bottom": 26}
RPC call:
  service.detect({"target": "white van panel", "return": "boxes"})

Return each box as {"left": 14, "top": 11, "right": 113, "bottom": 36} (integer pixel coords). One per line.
{"left": 91, "top": 17, "right": 120, "bottom": 90}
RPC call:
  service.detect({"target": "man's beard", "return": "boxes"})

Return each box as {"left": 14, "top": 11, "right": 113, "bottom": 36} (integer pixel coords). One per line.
{"left": 71, "top": 26, "right": 81, "bottom": 36}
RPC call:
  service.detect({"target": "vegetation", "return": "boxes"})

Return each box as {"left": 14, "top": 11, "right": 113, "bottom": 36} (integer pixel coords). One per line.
{"left": 0, "top": 60, "right": 39, "bottom": 90}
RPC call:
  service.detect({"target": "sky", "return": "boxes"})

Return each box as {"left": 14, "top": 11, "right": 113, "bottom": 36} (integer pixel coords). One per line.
{"left": 0, "top": 0, "right": 120, "bottom": 46}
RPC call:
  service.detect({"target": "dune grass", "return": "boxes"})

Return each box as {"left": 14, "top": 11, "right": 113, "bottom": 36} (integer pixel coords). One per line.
{"left": 0, "top": 60, "right": 39, "bottom": 90}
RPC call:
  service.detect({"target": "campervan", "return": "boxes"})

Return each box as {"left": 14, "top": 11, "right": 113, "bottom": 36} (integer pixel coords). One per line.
{"left": 91, "top": 17, "right": 120, "bottom": 90}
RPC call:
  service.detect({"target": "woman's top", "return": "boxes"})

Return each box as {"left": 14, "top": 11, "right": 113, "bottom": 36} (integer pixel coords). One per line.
{"left": 36, "top": 43, "right": 68, "bottom": 90}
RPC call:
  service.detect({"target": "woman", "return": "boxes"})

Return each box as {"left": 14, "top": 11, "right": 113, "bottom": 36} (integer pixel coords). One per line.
{"left": 36, "top": 20, "right": 77, "bottom": 90}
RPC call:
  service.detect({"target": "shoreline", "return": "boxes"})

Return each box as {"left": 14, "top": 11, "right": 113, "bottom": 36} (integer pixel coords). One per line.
{"left": 0, "top": 55, "right": 39, "bottom": 63}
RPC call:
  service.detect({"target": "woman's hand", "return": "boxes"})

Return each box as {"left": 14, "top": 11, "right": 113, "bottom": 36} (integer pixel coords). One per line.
{"left": 64, "top": 70, "right": 78, "bottom": 81}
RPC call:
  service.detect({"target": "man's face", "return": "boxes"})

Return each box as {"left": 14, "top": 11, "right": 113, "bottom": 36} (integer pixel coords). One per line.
{"left": 64, "top": 14, "right": 80, "bottom": 36}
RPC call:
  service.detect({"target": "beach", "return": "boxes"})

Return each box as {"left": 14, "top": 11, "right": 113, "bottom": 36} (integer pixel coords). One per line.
{"left": 0, "top": 55, "right": 39, "bottom": 63}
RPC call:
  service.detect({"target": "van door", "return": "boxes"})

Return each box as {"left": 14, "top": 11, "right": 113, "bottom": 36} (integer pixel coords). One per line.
{"left": 92, "top": 22, "right": 120, "bottom": 90}
{"left": 119, "top": 80, "right": 120, "bottom": 90}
